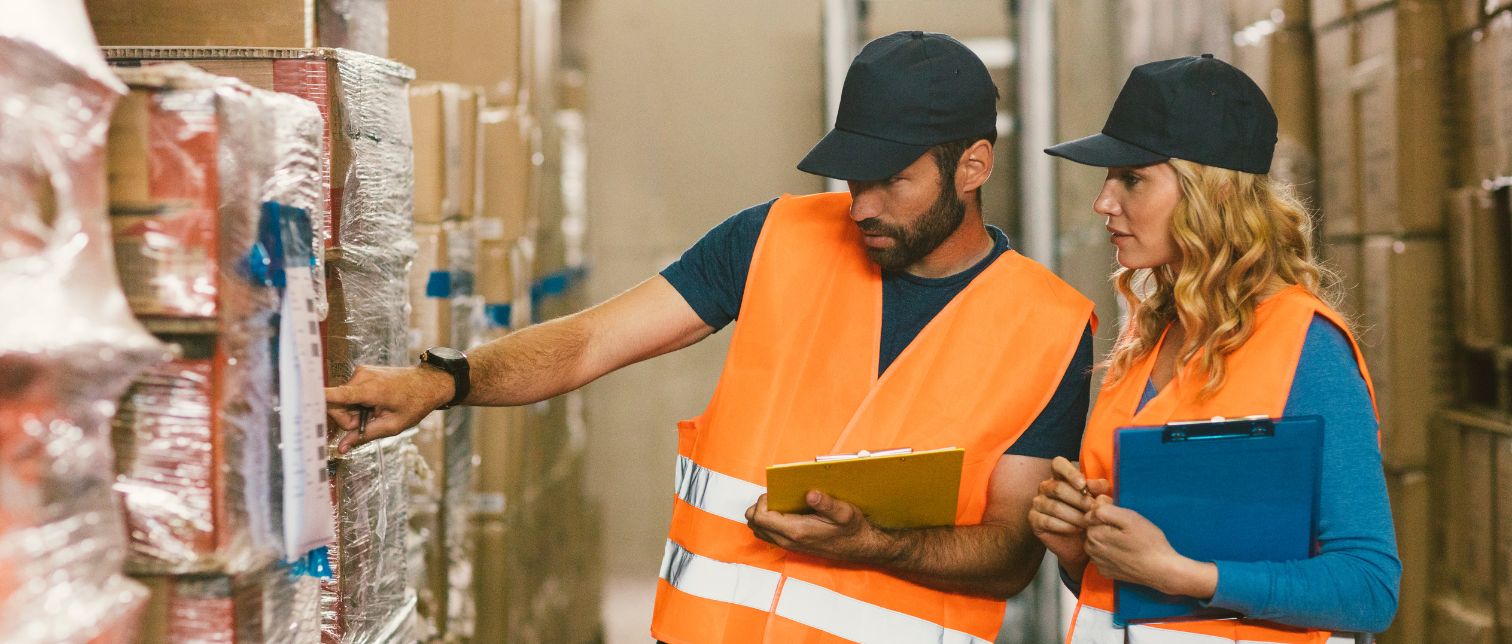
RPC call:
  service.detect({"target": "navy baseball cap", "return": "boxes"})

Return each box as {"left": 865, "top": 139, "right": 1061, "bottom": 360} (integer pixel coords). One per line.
{"left": 1046, "top": 54, "right": 1278, "bottom": 174}
{"left": 798, "top": 31, "right": 999, "bottom": 181}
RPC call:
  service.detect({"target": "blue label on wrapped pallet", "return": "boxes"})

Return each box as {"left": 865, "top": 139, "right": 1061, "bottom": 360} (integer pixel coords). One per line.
{"left": 426, "top": 270, "right": 477, "bottom": 298}
{"left": 284, "top": 546, "right": 333, "bottom": 579}
{"left": 484, "top": 303, "right": 513, "bottom": 328}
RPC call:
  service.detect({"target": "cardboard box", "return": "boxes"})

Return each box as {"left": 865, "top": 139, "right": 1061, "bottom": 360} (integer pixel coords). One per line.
{"left": 471, "top": 517, "right": 513, "bottom": 640}
{"left": 107, "top": 85, "right": 221, "bottom": 318}
{"left": 476, "top": 238, "right": 534, "bottom": 308}
{"left": 388, "top": 0, "right": 523, "bottom": 105}
{"left": 133, "top": 567, "right": 321, "bottom": 643}
{"left": 1229, "top": 0, "right": 1309, "bottom": 29}
{"left": 1358, "top": 237, "right": 1452, "bottom": 469}
{"left": 1320, "top": 239, "right": 1363, "bottom": 319}
{"left": 1450, "top": 13, "right": 1512, "bottom": 186}
{"left": 1498, "top": 432, "right": 1512, "bottom": 644}
{"left": 1454, "top": 420, "right": 1497, "bottom": 609}
{"left": 479, "top": 107, "right": 539, "bottom": 245}
{"left": 1232, "top": 25, "right": 1316, "bottom": 201}
{"left": 1447, "top": 188, "right": 1511, "bottom": 346}
{"left": 86, "top": 0, "right": 388, "bottom": 56}
{"left": 1384, "top": 468, "right": 1429, "bottom": 644}
{"left": 410, "top": 83, "right": 483, "bottom": 224}
{"left": 1310, "top": 0, "right": 1393, "bottom": 29}
{"left": 104, "top": 47, "right": 415, "bottom": 250}
{"left": 409, "top": 224, "right": 446, "bottom": 356}
{"left": 1313, "top": 6, "right": 1451, "bottom": 237}
{"left": 473, "top": 405, "right": 526, "bottom": 513}
{"left": 1450, "top": 0, "right": 1488, "bottom": 35}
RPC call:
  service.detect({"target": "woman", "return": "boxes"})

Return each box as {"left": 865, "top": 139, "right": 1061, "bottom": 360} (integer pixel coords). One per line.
{"left": 1031, "top": 55, "right": 1400, "bottom": 643}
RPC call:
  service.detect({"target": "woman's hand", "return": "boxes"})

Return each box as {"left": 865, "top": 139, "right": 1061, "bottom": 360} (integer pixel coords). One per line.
{"left": 1027, "top": 456, "right": 1109, "bottom": 580}
{"left": 1084, "top": 495, "right": 1217, "bottom": 599}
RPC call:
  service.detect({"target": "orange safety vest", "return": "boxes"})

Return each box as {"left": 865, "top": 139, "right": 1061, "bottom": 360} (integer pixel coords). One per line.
{"left": 1067, "top": 285, "right": 1378, "bottom": 644}
{"left": 650, "top": 192, "right": 1095, "bottom": 644}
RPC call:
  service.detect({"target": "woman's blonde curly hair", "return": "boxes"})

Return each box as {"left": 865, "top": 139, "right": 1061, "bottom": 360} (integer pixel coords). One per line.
{"left": 1105, "top": 158, "right": 1343, "bottom": 398}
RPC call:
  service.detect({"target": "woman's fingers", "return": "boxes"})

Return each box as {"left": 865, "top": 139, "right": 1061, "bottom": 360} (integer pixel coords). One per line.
{"left": 1032, "top": 493, "right": 1090, "bottom": 529}
{"left": 1051, "top": 456, "right": 1088, "bottom": 490}
{"left": 1029, "top": 509, "right": 1083, "bottom": 535}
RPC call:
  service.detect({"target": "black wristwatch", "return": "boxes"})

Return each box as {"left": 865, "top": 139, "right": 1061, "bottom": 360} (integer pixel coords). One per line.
{"left": 419, "top": 347, "right": 470, "bottom": 410}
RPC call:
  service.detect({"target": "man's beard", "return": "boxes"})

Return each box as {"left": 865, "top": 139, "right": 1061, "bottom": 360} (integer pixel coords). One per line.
{"left": 857, "top": 184, "right": 967, "bottom": 272}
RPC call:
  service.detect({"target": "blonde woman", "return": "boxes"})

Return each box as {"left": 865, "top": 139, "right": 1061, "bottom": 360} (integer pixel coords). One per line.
{"left": 1032, "top": 55, "right": 1400, "bottom": 643}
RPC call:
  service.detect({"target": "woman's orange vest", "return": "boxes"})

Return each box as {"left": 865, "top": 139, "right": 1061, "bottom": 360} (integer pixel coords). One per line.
{"left": 649, "top": 192, "right": 1094, "bottom": 643}
{"left": 1067, "top": 286, "right": 1378, "bottom": 644}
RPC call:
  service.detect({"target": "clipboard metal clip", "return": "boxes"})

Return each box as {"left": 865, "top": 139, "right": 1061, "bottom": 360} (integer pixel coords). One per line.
{"left": 1163, "top": 415, "right": 1274, "bottom": 442}
{"left": 815, "top": 447, "right": 913, "bottom": 462}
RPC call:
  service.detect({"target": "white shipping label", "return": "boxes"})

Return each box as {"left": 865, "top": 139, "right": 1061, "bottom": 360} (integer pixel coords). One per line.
{"left": 280, "top": 260, "right": 336, "bottom": 560}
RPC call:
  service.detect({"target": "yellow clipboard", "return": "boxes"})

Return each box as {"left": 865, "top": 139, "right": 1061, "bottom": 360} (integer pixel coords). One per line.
{"left": 764, "top": 447, "right": 964, "bottom": 529}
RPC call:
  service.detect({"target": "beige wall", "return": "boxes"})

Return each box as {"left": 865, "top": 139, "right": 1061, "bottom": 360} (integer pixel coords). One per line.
{"left": 578, "top": 0, "right": 824, "bottom": 591}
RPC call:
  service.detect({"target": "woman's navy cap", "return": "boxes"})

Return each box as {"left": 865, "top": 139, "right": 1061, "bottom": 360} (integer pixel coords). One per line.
{"left": 799, "top": 31, "right": 999, "bottom": 182}
{"left": 1046, "top": 54, "right": 1278, "bottom": 174}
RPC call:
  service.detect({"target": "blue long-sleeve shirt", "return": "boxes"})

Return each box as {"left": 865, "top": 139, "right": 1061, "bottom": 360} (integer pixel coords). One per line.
{"left": 1066, "top": 315, "right": 1401, "bottom": 633}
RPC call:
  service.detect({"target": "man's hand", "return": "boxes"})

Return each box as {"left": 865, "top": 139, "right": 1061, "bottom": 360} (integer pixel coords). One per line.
{"left": 1084, "top": 495, "right": 1217, "bottom": 599}
{"left": 744, "top": 491, "right": 896, "bottom": 564}
{"left": 326, "top": 365, "right": 453, "bottom": 454}
{"left": 1027, "top": 456, "right": 1108, "bottom": 580}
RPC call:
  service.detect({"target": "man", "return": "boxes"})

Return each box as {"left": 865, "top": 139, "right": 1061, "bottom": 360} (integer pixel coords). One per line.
{"left": 327, "top": 31, "right": 1094, "bottom": 643}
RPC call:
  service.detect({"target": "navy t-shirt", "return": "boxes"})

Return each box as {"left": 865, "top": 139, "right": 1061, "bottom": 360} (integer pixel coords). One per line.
{"left": 660, "top": 199, "right": 1093, "bottom": 459}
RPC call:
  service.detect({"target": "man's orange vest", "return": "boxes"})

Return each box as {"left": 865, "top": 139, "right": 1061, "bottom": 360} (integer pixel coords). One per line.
{"left": 1067, "top": 285, "right": 1377, "bottom": 644}
{"left": 650, "top": 192, "right": 1094, "bottom": 643}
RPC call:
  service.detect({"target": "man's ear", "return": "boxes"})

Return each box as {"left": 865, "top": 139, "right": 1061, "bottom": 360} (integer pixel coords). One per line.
{"left": 956, "top": 139, "right": 995, "bottom": 195}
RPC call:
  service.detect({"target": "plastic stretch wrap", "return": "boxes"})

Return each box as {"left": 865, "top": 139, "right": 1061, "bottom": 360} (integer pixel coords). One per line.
{"left": 0, "top": 8, "right": 166, "bottom": 641}
{"left": 135, "top": 565, "right": 321, "bottom": 643}
{"left": 441, "top": 224, "right": 481, "bottom": 638}
{"left": 324, "top": 49, "right": 418, "bottom": 392}
{"left": 266, "top": 88, "right": 330, "bottom": 318}
{"left": 97, "top": 47, "right": 414, "bottom": 297}
{"left": 441, "top": 404, "right": 478, "bottom": 638}
{"left": 321, "top": 436, "right": 415, "bottom": 643}
{"left": 111, "top": 65, "right": 327, "bottom": 575}
{"left": 402, "top": 423, "right": 439, "bottom": 642}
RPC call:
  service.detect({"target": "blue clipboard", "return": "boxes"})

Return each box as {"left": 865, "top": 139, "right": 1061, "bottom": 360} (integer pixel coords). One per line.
{"left": 1112, "top": 415, "right": 1323, "bottom": 626}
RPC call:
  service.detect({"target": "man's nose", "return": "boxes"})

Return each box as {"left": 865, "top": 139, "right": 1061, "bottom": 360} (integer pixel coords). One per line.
{"left": 847, "top": 181, "right": 883, "bottom": 222}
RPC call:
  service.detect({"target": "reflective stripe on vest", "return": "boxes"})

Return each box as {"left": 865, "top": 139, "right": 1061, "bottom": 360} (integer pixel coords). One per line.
{"left": 673, "top": 454, "right": 764, "bottom": 524}
{"left": 1069, "top": 606, "right": 1360, "bottom": 644}
{"left": 660, "top": 539, "right": 993, "bottom": 644}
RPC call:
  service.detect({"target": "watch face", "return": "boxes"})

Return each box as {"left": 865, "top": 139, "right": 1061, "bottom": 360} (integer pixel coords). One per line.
{"left": 427, "top": 347, "right": 465, "bottom": 363}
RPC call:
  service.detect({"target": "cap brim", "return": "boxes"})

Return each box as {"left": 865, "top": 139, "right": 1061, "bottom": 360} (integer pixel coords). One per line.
{"left": 797, "top": 127, "right": 932, "bottom": 181}
{"left": 1044, "top": 132, "right": 1168, "bottom": 168}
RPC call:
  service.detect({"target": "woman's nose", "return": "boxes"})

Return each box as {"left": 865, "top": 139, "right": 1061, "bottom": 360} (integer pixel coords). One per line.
{"left": 1093, "top": 183, "right": 1120, "bottom": 219}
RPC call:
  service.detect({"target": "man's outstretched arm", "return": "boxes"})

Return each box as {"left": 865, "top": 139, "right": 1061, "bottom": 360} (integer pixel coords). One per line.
{"left": 326, "top": 275, "right": 713, "bottom": 452}
{"left": 746, "top": 454, "right": 1051, "bottom": 599}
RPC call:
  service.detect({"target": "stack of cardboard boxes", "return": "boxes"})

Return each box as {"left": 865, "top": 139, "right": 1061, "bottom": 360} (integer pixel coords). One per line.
{"left": 389, "top": 0, "right": 602, "bottom": 639}
{"left": 1435, "top": 2, "right": 1512, "bottom": 643}
{"left": 1310, "top": 3, "right": 1451, "bottom": 642}
{"left": 88, "top": 2, "right": 430, "bottom": 641}
{"left": 106, "top": 64, "right": 330, "bottom": 642}
{"left": 1230, "top": 0, "right": 1317, "bottom": 202}
{"left": 406, "top": 81, "right": 487, "bottom": 640}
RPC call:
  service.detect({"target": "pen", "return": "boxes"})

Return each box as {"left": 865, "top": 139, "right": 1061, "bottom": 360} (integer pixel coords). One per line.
{"left": 357, "top": 407, "right": 370, "bottom": 440}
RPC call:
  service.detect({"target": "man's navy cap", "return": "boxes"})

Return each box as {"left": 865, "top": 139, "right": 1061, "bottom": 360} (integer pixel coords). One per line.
{"left": 798, "top": 31, "right": 999, "bottom": 181}
{"left": 1046, "top": 54, "right": 1278, "bottom": 174}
